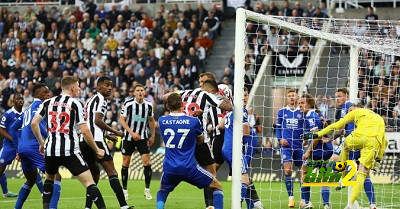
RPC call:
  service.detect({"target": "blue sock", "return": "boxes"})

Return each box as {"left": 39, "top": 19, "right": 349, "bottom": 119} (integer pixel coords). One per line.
{"left": 15, "top": 183, "right": 32, "bottom": 209}
{"left": 321, "top": 186, "right": 330, "bottom": 205}
{"left": 364, "top": 177, "right": 376, "bottom": 204}
{"left": 213, "top": 189, "right": 224, "bottom": 209}
{"left": 241, "top": 183, "right": 248, "bottom": 202}
{"left": 49, "top": 181, "right": 61, "bottom": 209}
{"left": 36, "top": 173, "right": 43, "bottom": 194}
{"left": 285, "top": 174, "right": 293, "bottom": 197}
{"left": 301, "top": 185, "right": 311, "bottom": 203}
{"left": 156, "top": 189, "right": 169, "bottom": 209}
{"left": 0, "top": 173, "right": 8, "bottom": 194}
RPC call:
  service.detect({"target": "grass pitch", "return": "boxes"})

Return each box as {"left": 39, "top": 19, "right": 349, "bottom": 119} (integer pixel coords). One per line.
{"left": 1, "top": 179, "right": 399, "bottom": 209}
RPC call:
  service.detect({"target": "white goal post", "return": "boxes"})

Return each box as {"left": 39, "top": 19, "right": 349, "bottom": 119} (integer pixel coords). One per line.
{"left": 233, "top": 8, "right": 400, "bottom": 209}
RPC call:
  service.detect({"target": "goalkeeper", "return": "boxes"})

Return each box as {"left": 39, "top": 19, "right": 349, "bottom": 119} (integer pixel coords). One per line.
{"left": 302, "top": 104, "right": 388, "bottom": 209}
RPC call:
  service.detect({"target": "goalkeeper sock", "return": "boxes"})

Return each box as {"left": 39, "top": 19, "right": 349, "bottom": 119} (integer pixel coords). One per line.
{"left": 43, "top": 180, "right": 54, "bottom": 209}
{"left": 109, "top": 175, "right": 128, "bottom": 207}
{"left": 121, "top": 166, "right": 129, "bottom": 190}
{"left": 301, "top": 185, "right": 310, "bottom": 204}
{"left": 156, "top": 189, "right": 169, "bottom": 209}
{"left": 241, "top": 183, "right": 248, "bottom": 202}
{"left": 36, "top": 173, "right": 44, "bottom": 194}
{"left": 321, "top": 186, "right": 330, "bottom": 205}
{"left": 49, "top": 180, "right": 61, "bottom": 209}
{"left": 350, "top": 172, "right": 367, "bottom": 203}
{"left": 284, "top": 174, "right": 293, "bottom": 197}
{"left": 0, "top": 173, "right": 8, "bottom": 194}
{"left": 364, "top": 177, "right": 376, "bottom": 204}
{"left": 213, "top": 189, "right": 223, "bottom": 209}
{"left": 15, "top": 182, "right": 32, "bottom": 209}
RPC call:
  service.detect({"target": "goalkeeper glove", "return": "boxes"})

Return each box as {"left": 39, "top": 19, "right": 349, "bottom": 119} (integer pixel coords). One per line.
{"left": 372, "top": 158, "right": 382, "bottom": 172}
{"left": 301, "top": 132, "right": 318, "bottom": 140}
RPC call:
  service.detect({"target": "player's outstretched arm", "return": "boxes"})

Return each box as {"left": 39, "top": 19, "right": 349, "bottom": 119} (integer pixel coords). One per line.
{"left": 318, "top": 111, "right": 355, "bottom": 137}
{"left": 94, "top": 112, "right": 124, "bottom": 137}
{"left": 79, "top": 123, "right": 104, "bottom": 159}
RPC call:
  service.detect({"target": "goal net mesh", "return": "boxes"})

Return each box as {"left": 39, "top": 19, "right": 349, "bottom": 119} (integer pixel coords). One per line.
{"left": 240, "top": 10, "right": 400, "bottom": 208}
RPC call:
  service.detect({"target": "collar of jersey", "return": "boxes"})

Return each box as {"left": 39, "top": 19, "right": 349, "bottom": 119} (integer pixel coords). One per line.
{"left": 11, "top": 107, "right": 22, "bottom": 114}
{"left": 33, "top": 98, "right": 41, "bottom": 102}
{"left": 170, "top": 113, "right": 186, "bottom": 116}
{"left": 285, "top": 105, "right": 299, "bottom": 112}
{"left": 306, "top": 109, "right": 315, "bottom": 117}
{"left": 134, "top": 98, "right": 144, "bottom": 104}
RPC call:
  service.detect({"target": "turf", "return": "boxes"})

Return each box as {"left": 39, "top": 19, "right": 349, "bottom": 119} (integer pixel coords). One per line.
{"left": 0, "top": 179, "right": 399, "bottom": 209}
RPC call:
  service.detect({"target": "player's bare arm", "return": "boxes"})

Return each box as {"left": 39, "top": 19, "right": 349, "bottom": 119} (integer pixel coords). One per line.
{"left": 217, "top": 116, "right": 225, "bottom": 130}
{"left": 31, "top": 114, "right": 45, "bottom": 155}
{"left": 148, "top": 116, "right": 156, "bottom": 147}
{"left": 95, "top": 112, "right": 124, "bottom": 137}
{"left": 119, "top": 114, "right": 140, "bottom": 140}
{"left": 162, "top": 92, "right": 173, "bottom": 102}
{"left": 105, "top": 134, "right": 118, "bottom": 142}
{"left": 0, "top": 127, "right": 12, "bottom": 141}
{"left": 79, "top": 123, "right": 105, "bottom": 159}
{"left": 197, "top": 134, "right": 205, "bottom": 144}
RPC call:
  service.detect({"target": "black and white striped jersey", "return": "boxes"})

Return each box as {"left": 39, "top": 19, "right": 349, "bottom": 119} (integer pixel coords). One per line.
{"left": 178, "top": 88, "right": 223, "bottom": 142}
{"left": 120, "top": 99, "right": 154, "bottom": 141}
{"left": 208, "top": 106, "right": 226, "bottom": 138}
{"left": 83, "top": 92, "right": 108, "bottom": 142}
{"left": 37, "top": 94, "right": 86, "bottom": 157}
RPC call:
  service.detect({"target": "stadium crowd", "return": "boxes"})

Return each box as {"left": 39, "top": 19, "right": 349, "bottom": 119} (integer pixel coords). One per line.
{"left": 0, "top": 2, "right": 226, "bottom": 150}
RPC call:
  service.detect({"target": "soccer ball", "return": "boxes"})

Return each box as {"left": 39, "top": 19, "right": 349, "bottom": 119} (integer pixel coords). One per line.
{"left": 335, "top": 161, "right": 346, "bottom": 172}
{"left": 218, "top": 84, "right": 232, "bottom": 100}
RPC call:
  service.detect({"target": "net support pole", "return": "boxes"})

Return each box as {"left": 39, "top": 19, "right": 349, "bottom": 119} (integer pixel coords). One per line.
{"left": 232, "top": 7, "right": 246, "bottom": 209}
{"left": 348, "top": 45, "right": 359, "bottom": 202}
{"left": 247, "top": 52, "right": 271, "bottom": 108}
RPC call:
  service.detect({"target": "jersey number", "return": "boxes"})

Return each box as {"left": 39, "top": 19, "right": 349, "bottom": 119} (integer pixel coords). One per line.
{"left": 22, "top": 109, "right": 33, "bottom": 128}
{"left": 224, "top": 112, "right": 233, "bottom": 129}
{"left": 164, "top": 128, "right": 190, "bottom": 149}
{"left": 49, "top": 111, "right": 70, "bottom": 133}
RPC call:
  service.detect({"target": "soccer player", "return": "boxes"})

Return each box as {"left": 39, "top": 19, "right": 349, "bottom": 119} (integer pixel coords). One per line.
{"left": 298, "top": 94, "right": 333, "bottom": 209}
{"left": 10, "top": 84, "right": 62, "bottom": 209}
{"left": 31, "top": 76, "right": 106, "bottom": 209}
{"left": 302, "top": 104, "right": 388, "bottom": 209}
{"left": 0, "top": 94, "right": 24, "bottom": 198}
{"left": 120, "top": 84, "right": 156, "bottom": 200}
{"left": 276, "top": 89, "right": 304, "bottom": 208}
{"left": 333, "top": 88, "right": 376, "bottom": 208}
{"left": 81, "top": 77, "right": 132, "bottom": 209}
{"left": 218, "top": 87, "right": 253, "bottom": 206}
{"left": 157, "top": 93, "right": 224, "bottom": 209}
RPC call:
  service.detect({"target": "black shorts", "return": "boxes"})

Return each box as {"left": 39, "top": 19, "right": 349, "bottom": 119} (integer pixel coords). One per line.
{"left": 45, "top": 154, "right": 89, "bottom": 176}
{"left": 212, "top": 132, "right": 225, "bottom": 165}
{"left": 80, "top": 141, "right": 113, "bottom": 165}
{"left": 122, "top": 139, "right": 150, "bottom": 156}
{"left": 195, "top": 142, "right": 215, "bottom": 167}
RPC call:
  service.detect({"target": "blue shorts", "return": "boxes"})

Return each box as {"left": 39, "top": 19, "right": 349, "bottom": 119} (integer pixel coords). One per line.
{"left": 222, "top": 150, "right": 248, "bottom": 175}
{"left": 161, "top": 165, "right": 214, "bottom": 193}
{"left": 0, "top": 145, "right": 16, "bottom": 166}
{"left": 19, "top": 148, "right": 45, "bottom": 172}
{"left": 333, "top": 144, "right": 360, "bottom": 161}
{"left": 281, "top": 147, "right": 303, "bottom": 167}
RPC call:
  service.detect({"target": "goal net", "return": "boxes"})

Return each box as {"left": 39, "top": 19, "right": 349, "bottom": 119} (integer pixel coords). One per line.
{"left": 232, "top": 8, "right": 400, "bottom": 209}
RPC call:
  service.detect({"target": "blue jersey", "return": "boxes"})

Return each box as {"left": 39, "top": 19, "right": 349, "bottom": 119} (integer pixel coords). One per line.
{"left": 243, "top": 128, "right": 258, "bottom": 166}
{"left": 341, "top": 101, "right": 355, "bottom": 135}
{"left": 158, "top": 113, "right": 203, "bottom": 173}
{"left": 11, "top": 99, "right": 48, "bottom": 152}
{"left": 0, "top": 107, "right": 23, "bottom": 148}
{"left": 222, "top": 108, "right": 248, "bottom": 157}
{"left": 276, "top": 106, "right": 304, "bottom": 148}
{"left": 304, "top": 109, "right": 333, "bottom": 160}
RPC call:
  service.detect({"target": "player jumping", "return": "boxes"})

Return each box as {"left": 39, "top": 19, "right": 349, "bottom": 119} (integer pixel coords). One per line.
{"left": 157, "top": 93, "right": 224, "bottom": 209}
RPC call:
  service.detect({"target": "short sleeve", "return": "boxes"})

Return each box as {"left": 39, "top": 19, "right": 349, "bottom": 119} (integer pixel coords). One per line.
{"left": 0, "top": 114, "right": 7, "bottom": 128}
{"left": 243, "top": 109, "right": 249, "bottom": 123}
{"left": 75, "top": 101, "right": 86, "bottom": 125}
{"left": 148, "top": 103, "right": 154, "bottom": 117}
{"left": 206, "top": 92, "right": 223, "bottom": 107}
{"left": 95, "top": 96, "right": 107, "bottom": 115}
{"left": 195, "top": 118, "right": 203, "bottom": 136}
{"left": 36, "top": 100, "right": 49, "bottom": 118}
{"left": 120, "top": 102, "right": 128, "bottom": 117}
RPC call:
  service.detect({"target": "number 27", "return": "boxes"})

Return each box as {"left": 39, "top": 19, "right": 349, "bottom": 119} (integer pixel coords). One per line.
{"left": 164, "top": 128, "right": 190, "bottom": 149}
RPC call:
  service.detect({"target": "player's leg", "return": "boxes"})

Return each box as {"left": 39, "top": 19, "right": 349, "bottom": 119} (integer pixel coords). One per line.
{"left": 213, "top": 133, "right": 225, "bottom": 172}
{"left": 121, "top": 140, "right": 134, "bottom": 199}
{"left": 81, "top": 140, "right": 102, "bottom": 209}
{"left": 49, "top": 173, "right": 62, "bottom": 209}
{"left": 35, "top": 172, "right": 44, "bottom": 194}
{"left": 195, "top": 142, "right": 216, "bottom": 208}
{"left": 14, "top": 153, "right": 39, "bottom": 209}
{"left": 157, "top": 171, "right": 183, "bottom": 209}
{"left": 65, "top": 154, "right": 106, "bottom": 209}
{"left": 281, "top": 148, "right": 295, "bottom": 207}
{"left": 300, "top": 164, "right": 311, "bottom": 208}
{"left": 0, "top": 146, "right": 18, "bottom": 197}
{"left": 101, "top": 158, "right": 131, "bottom": 208}
{"left": 139, "top": 139, "right": 153, "bottom": 200}
{"left": 208, "top": 177, "right": 224, "bottom": 209}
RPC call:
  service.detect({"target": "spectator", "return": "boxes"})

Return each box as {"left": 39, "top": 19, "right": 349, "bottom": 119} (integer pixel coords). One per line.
{"left": 353, "top": 20, "right": 367, "bottom": 36}
{"left": 203, "top": 11, "right": 220, "bottom": 40}
{"left": 22, "top": 89, "right": 33, "bottom": 110}
{"left": 166, "top": 13, "right": 177, "bottom": 31}
{"left": 196, "top": 3, "right": 208, "bottom": 21}
{"left": 293, "top": 1, "right": 304, "bottom": 17}
{"left": 267, "top": 2, "right": 279, "bottom": 16}
{"left": 282, "top": 0, "right": 292, "bottom": 17}
{"left": 72, "top": 6, "right": 84, "bottom": 23}
{"left": 44, "top": 70, "right": 58, "bottom": 92}
{"left": 303, "top": 2, "right": 315, "bottom": 17}
{"left": 7, "top": 72, "right": 18, "bottom": 89}
{"left": 136, "top": 68, "right": 147, "bottom": 85}
{"left": 365, "top": 6, "right": 378, "bottom": 21}
{"left": 220, "top": 67, "right": 234, "bottom": 85}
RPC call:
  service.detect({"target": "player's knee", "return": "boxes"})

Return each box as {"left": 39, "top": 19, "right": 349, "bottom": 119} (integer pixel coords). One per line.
{"left": 122, "top": 156, "right": 131, "bottom": 166}
{"left": 211, "top": 178, "right": 222, "bottom": 190}
{"left": 284, "top": 169, "right": 292, "bottom": 176}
